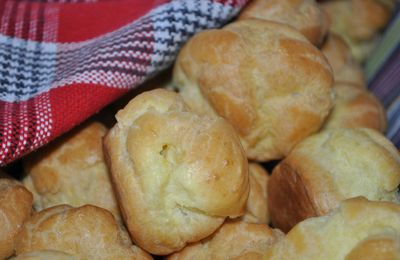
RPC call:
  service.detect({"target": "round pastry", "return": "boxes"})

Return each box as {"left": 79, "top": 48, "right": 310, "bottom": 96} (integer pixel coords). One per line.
{"left": 103, "top": 88, "right": 249, "bottom": 255}
{"left": 15, "top": 205, "right": 152, "bottom": 260}
{"left": 264, "top": 197, "right": 400, "bottom": 259}
{"left": 10, "top": 250, "right": 76, "bottom": 260}
{"left": 321, "top": 0, "right": 393, "bottom": 62}
{"left": 321, "top": 0, "right": 392, "bottom": 40}
{"left": 268, "top": 128, "right": 400, "bottom": 232}
{"left": 321, "top": 33, "right": 365, "bottom": 85}
{"left": 168, "top": 220, "right": 283, "bottom": 260}
{"left": 173, "top": 19, "right": 334, "bottom": 161}
{"left": 238, "top": 0, "right": 329, "bottom": 46}
{"left": 322, "top": 82, "right": 386, "bottom": 132}
{"left": 239, "top": 163, "right": 269, "bottom": 224}
{"left": 23, "top": 121, "right": 121, "bottom": 221}
{"left": 0, "top": 178, "right": 33, "bottom": 259}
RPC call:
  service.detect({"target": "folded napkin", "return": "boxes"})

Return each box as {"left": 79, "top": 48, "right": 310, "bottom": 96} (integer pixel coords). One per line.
{"left": 0, "top": 0, "right": 248, "bottom": 165}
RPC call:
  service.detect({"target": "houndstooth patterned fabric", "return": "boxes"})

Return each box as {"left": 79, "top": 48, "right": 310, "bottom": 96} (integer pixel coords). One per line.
{"left": 0, "top": 0, "right": 249, "bottom": 165}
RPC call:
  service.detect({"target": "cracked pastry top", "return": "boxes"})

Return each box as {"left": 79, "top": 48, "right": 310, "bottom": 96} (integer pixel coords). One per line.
{"left": 103, "top": 88, "right": 249, "bottom": 255}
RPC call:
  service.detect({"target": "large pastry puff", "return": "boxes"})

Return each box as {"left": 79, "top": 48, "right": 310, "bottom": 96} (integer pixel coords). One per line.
{"left": 321, "top": 0, "right": 393, "bottom": 62}
{"left": 22, "top": 121, "right": 121, "bottom": 221}
{"left": 268, "top": 128, "right": 400, "bottom": 232}
{"left": 173, "top": 19, "right": 334, "bottom": 162}
{"left": 240, "top": 163, "right": 269, "bottom": 224}
{"left": 321, "top": 33, "right": 365, "bottom": 85}
{"left": 0, "top": 179, "right": 33, "bottom": 259}
{"left": 322, "top": 82, "right": 387, "bottom": 132}
{"left": 168, "top": 220, "right": 283, "bottom": 260}
{"left": 103, "top": 89, "right": 249, "bottom": 255}
{"left": 15, "top": 205, "right": 152, "bottom": 260}
{"left": 264, "top": 197, "right": 400, "bottom": 259}
{"left": 238, "top": 0, "right": 329, "bottom": 46}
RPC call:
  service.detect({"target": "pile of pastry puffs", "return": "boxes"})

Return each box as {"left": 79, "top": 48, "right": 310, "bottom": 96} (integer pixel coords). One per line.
{"left": 1, "top": 0, "right": 399, "bottom": 259}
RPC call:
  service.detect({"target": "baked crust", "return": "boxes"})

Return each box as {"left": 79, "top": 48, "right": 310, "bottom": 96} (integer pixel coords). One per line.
{"left": 0, "top": 178, "right": 33, "bottom": 259}
{"left": 265, "top": 197, "right": 400, "bottom": 259}
{"left": 103, "top": 88, "right": 249, "bottom": 255}
{"left": 321, "top": 0, "right": 393, "bottom": 62}
{"left": 240, "top": 163, "right": 269, "bottom": 224}
{"left": 322, "top": 0, "right": 391, "bottom": 41}
{"left": 23, "top": 121, "right": 121, "bottom": 222}
{"left": 322, "top": 82, "right": 387, "bottom": 132}
{"left": 239, "top": 0, "right": 329, "bottom": 46}
{"left": 345, "top": 233, "right": 400, "bottom": 260}
{"left": 268, "top": 128, "right": 400, "bottom": 232}
{"left": 167, "top": 220, "right": 283, "bottom": 260}
{"left": 10, "top": 250, "right": 76, "bottom": 260}
{"left": 15, "top": 205, "right": 151, "bottom": 260}
{"left": 268, "top": 162, "right": 321, "bottom": 233}
{"left": 321, "top": 33, "right": 365, "bottom": 85}
{"left": 173, "top": 19, "right": 334, "bottom": 161}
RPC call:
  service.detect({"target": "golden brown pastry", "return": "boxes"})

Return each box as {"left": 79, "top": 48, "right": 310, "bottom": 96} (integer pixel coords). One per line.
{"left": 11, "top": 250, "right": 76, "bottom": 260}
{"left": 322, "top": 82, "right": 387, "bottom": 132}
{"left": 321, "top": 33, "right": 365, "bottom": 85}
{"left": 15, "top": 205, "right": 152, "bottom": 260}
{"left": 22, "top": 121, "right": 121, "bottom": 221}
{"left": 265, "top": 197, "right": 400, "bottom": 259}
{"left": 268, "top": 128, "right": 400, "bottom": 232}
{"left": 345, "top": 233, "right": 400, "bottom": 260}
{"left": 168, "top": 220, "right": 283, "bottom": 260}
{"left": 322, "top": 0, "right": 392, "bottom": 40}
{"left": 104, "top": 89, "right": 249, "bottom": 255}
{"left": 0, "top": 179, "right": 33, "bottom": 259}
{"left": 173, "top": 19, "right": 334, "bottom": 162}
{"left": 239, "top": 163, "right": 269, "bottom": 224}
{"left": 239, "top": 0, "right": 329, "bottom": 46}
{"left": 321, "top": 0, "right": 393, "bottom": 62}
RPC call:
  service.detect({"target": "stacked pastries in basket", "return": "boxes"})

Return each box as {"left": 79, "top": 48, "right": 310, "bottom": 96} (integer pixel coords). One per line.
{"left": 1, "top": 0, "right": 399, "bottom": 259}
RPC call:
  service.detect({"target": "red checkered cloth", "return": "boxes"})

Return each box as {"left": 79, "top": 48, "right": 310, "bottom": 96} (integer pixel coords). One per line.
{"left": 0, "top": 0, "right": 249, "bottom": 166}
